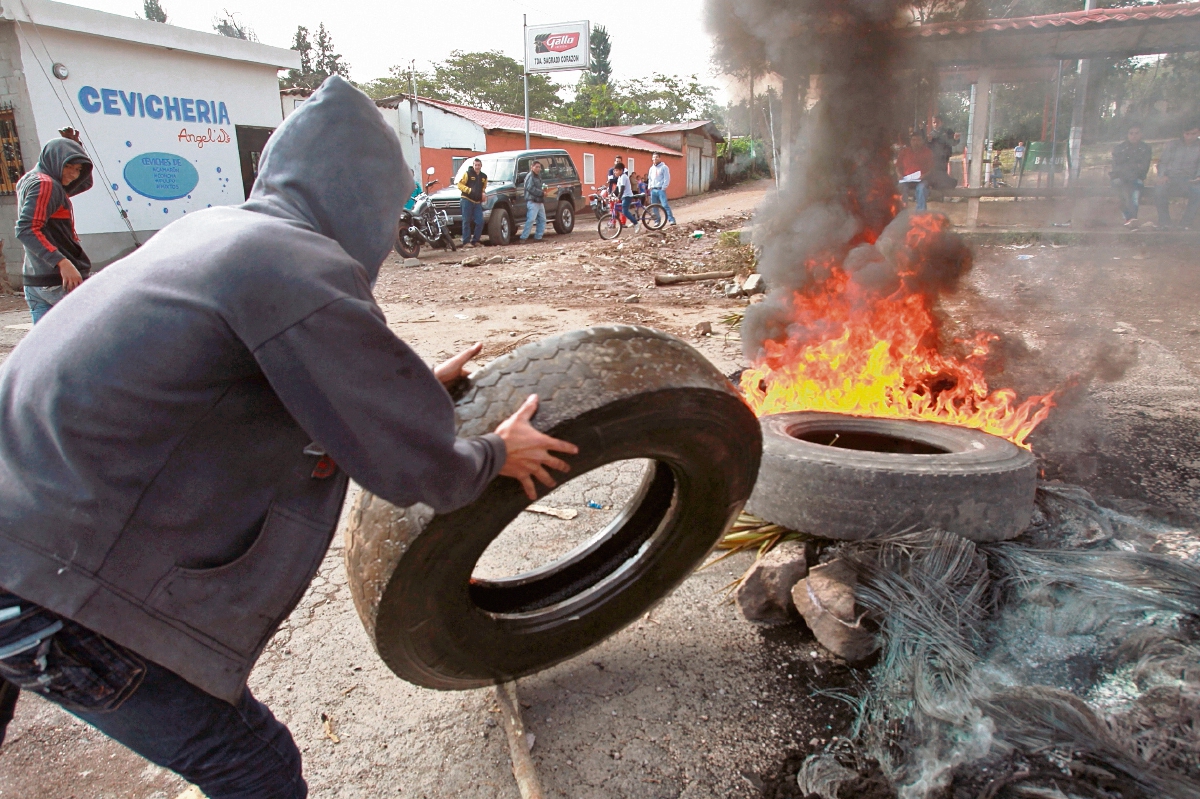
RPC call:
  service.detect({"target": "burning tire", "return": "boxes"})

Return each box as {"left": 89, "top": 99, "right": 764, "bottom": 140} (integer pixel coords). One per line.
{"left": 746, "top": 412, "right": 1036, "bottom": 543}
{"left": 345, "top": 326, "right": 762, "bottom": 690}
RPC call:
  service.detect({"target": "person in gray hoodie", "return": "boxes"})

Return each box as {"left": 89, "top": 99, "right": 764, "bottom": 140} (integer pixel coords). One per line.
{"left": 13, "top": 136, "right": 93, "bottom": 322}
{"left": 0, "top": 76, "right": 575, "bottom": 797}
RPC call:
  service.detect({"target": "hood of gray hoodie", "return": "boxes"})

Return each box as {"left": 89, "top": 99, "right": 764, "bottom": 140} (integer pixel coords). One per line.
{"left": 36, "top": 137, "right": 92, "bottom": 195}
{"left": 243, "top": 75, "right": 413, "bottom": 282}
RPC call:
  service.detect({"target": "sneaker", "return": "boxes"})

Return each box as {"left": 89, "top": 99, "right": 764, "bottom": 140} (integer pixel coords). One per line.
{"left": 1123, "top": 218, "right": 1140, "bottom": 229}
{"left": 669, "top": 220, "right": 678, "bottom": 226}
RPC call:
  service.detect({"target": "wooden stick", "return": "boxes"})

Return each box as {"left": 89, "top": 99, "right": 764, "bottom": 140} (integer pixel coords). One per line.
{"left": 654, "top": 270, "right": 736, "bottom": 286}
{"left": 495, "top": 681, "right": 545, "bottom": 799}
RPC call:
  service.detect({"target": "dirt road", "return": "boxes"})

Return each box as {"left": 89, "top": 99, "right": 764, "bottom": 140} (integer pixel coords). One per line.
{"left": 2, "top": 178, "right": 1199, "bottom": 798}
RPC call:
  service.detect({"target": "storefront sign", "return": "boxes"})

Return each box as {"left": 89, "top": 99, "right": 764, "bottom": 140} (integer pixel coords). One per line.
{"left": 78, "top": 86, "right": 231, "bottom": 124}
{"left": 122, "top": 152, "right": 200, "bottom": 200}
{"left": 524, "top": 21, "right": 590, "bottom": 73}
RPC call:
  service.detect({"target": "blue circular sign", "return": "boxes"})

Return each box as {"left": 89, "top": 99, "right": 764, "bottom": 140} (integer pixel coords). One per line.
{"left": 122, "top": 152, "right": 199, "bottom": 201}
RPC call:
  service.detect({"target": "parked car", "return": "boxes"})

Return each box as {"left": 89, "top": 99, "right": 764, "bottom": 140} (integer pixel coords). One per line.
{"left": 428, "top": 149, "right": 581, "bottom": 244}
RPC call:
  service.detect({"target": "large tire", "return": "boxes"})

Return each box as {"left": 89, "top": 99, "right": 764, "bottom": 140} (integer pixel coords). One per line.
{"left": 346, "top": 326, "right": 761, "bottom": 689}
{"left": 745, "top": 412, "right": 1036, "bottom": 543}
{"left": 553, "top": 197, "right": 575, "bottom": 234}
{"left": 395, "top": 229, "right": 420, "bottom": 259}
{"left": 487, "top": 206, "right": 512, "bottom": 245}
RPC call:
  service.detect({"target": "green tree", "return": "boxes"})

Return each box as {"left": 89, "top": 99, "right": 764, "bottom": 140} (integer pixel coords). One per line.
{"left": 363, "top": 51, "right": 560, "bottom": 116}
{"left": 280, "top": 23, "right": 348, "bottom": 90}
{"left": 141, "top": 0, "right": 167, "bottom": 23}
{"left": 587, "top": 25, "right": 613, "bottom": 86}
{"left": 559, "top": 74, "right": 719, "bottom": 127}
{"left": 212, "top": 9, "right": 256, "bottom": 40}
{"left": 559, "top": 80, "right": 625, "bottom": 127}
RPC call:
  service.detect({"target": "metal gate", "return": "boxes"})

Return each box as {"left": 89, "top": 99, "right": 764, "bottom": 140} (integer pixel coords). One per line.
{"left": 686, "top": 146, "right": 701, "bottom": 195}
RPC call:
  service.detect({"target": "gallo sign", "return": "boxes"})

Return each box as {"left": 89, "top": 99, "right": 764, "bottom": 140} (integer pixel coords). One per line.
{"left": 524, "top": 20, "right": 590, "bottom": 74}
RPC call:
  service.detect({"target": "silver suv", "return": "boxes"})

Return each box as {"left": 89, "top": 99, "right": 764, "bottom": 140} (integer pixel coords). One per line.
{"left": 429, "top": 149, "right": 581, "bottom": 243}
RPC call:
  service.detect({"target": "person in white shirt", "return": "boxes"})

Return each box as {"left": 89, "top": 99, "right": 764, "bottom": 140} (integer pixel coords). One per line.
{"left": 613, "top": 164, "right": 637, "bottom": 226}
{"left": 647, "top": 153, "right": 676, "bottom": 225}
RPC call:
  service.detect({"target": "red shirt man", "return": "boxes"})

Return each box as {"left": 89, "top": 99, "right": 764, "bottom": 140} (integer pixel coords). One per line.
{"left": 896, "top": 132, "right": 935, "bottom": 180}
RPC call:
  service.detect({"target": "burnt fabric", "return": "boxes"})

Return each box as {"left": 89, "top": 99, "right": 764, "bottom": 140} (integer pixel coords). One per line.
{"left": 14, "top": 138, "right": 93, "bottom": 287}
{"left": 0, "top": 76, "right": 505, "bottom": 704}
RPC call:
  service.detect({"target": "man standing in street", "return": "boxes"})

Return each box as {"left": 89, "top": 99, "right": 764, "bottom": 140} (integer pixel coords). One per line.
{"left": 0, "top": 76, "right": 576, "bottom": 798}
{"left": 647, "top": 153, "right": 676, "bottom": 226}
{"left": 896, "top": 131, "right": 936, "bottom": 212}
{"left": 457, "top": 158, "right": 487, "bottom": 247}
{"left": 1153, "top": 118, "right": 1200, "bottom": 230}
{"left": 14, "top": 136, "right": 93, "bottom": 323}
{"left": 519, "top": 160, "right": 552, "bottom": 243}
{"left": 1110, "top": 123, "right": 1152, "bottom": 228}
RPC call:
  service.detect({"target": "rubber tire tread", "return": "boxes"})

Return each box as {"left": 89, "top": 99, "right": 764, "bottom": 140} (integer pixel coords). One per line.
{"left": 345, "top": 325, "right": 762, "bottom": 689}
{"left": 745, "top": 412, "right": 1036, "bottom": 543}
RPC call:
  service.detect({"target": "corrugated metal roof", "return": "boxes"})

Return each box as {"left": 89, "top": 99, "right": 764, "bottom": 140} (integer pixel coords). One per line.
{"left": 915, "top": 2, "right": 1200, "bottom": 37}
{"left": 597, "top": 121, "right": 725, "bottom": 140}
{"left": 908, "top": 2, "right": 1200, "bottom": 65}
{"left": 417, "top": 98, "right": 683, "bottom": 155}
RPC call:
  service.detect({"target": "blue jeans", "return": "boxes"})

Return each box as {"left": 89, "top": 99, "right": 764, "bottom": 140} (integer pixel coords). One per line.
{"left": 621, "top": 196, "right": 635, "bottom": 225}
{"left": 1155, "top": 179, "right": 1200, "bottom": 228}
{"left": 461, "top": 200, "right": 483, "bottom": 244}
{"left": 0, "top": 590, "right": 305, "bottom": 799}
{"left": 520, "top": 200, "right": 546, "bottom": 240}
{"left": 1112, "top": 178, "right": 1143, "bottom": 221}
{"left": 902, "top": 181, "right": 929, "bottom": 212}
{"left": 649, "top": 188, "right": 675, "bottom": 224}
{"left": 24, "top": 284, "right": 65, "bottom": 324}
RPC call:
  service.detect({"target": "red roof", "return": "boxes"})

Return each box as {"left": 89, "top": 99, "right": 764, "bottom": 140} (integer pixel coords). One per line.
{"left": 597, "top": 121, "right": 724, "bottom": 140}
{"left": 913, "top": 2, "right": 1200, "bottom": 38}
{"left": 417, "top": 98, "right": 682, "bottom": 155}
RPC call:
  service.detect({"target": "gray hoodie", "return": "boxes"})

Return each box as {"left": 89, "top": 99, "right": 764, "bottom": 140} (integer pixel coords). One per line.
{"left": 14, "top": 138, "right": 93, "bottom": 286}
{"left": 0, "top": 76, "right": 505, "bottom": 703}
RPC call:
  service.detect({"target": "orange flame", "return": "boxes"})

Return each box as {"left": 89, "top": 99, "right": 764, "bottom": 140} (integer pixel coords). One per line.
{"left": 740, "top": 220, "right": 1055, "bottom": 449}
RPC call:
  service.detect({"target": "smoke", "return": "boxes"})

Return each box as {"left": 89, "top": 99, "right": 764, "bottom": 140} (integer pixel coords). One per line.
{"left": 705, "top": 0, "right": 954, "bottom": 360}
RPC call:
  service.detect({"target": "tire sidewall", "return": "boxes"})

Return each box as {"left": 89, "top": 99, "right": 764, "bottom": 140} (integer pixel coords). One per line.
{"left": 554, "top": 200, "right": 575, "bottom": 234}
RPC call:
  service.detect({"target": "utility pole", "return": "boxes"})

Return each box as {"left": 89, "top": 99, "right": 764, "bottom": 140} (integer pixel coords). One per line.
{"left": 523, "top": 14, "right": 531, "bottom": 149}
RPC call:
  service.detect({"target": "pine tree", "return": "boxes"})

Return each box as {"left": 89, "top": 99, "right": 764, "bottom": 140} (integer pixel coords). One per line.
{"left": 142, "top": 0, "right": 167, "bottom": 23}
{"left": 587, "top": 25, "right": 612, "bottom": 87}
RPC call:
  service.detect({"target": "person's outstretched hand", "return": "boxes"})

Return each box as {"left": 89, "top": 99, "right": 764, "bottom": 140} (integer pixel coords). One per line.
{"left": 494, "top": 394, "right": 579, "bottom": 500}
{"left": 434, "top": 342, "right": 483, "bottom": 387}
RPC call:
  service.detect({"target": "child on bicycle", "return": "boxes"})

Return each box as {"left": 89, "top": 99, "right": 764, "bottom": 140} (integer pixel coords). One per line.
{"left": 614, "top": 164, "right": 635, "bottom": 226}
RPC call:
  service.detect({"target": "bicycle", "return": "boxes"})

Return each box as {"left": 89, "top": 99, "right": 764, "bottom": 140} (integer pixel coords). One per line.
{"left": 597, "top": 193, "right": 667, "bottom": 239}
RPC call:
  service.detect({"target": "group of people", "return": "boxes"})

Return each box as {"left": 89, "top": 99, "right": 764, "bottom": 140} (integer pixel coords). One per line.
{"left": 894, "top": 116, "right": 960, "bottom": 212}
{"left": 1110, "top": 118, "right": 1200, "bottom": 230}
{"left": 606, "top": 154, "right": 677, "bottom": 228}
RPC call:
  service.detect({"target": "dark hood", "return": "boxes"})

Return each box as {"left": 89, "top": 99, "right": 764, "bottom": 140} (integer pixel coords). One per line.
{"left": 243, "top": 75, "right": 412, "bottom": 281}
{"left": 37, "top": 138, "right": 92, "bottom": 194}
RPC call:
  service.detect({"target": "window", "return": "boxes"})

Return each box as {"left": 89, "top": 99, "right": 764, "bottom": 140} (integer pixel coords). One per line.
{"left": 557, "top": 155, "right": 579, "bottom": 182}
{"left": 627, "top": 157, "right": 635, "bottom": 176}
{"left": 583, "top": 153, "right": 594, "bottom": 185}
{"left": 452, "top": 157, "right": 468, "bottom": 175}
{"left": 0, "top": 105, "right": 25, "bottom": 196}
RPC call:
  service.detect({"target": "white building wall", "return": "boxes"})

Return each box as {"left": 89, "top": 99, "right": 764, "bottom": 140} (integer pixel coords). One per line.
{"left": 18, "top": 26, "right": 283, "bottom": 239}
{"left": 420, "top": 104, "right": 485, "bottom": 152}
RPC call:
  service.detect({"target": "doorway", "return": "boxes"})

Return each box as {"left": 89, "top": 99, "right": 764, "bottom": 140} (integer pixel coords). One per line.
{"left": 235, "top": 125, "right": 275, "bottom": 200}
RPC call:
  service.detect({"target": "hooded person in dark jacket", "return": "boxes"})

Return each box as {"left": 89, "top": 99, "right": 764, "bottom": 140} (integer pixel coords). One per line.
{"left": 14, "top": 137, "right": 93, "bottom": 323}
{"left": 0, "top": 76, "right": 575, "bottom": 797}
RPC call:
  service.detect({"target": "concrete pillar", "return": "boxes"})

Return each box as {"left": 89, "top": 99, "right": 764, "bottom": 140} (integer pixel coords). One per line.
{"left": 966, "top": 68, "right": 993, "bottom": 228}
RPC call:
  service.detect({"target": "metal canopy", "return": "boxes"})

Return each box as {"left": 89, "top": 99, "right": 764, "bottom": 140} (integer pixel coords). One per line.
{"left": 909, "top": 3, "right": 1200, "bottom": 67}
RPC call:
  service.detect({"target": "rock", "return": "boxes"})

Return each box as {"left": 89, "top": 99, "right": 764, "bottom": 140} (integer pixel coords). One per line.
{"left": 486, "top": 255, "right": 504, "bottom": 265}
{"left": 749, "top": 293, "right": 767, "bottom": 305}
{"left": 736, "top": 540, "right": 814, "bottom": 624}
{"left": 402, "top": 257, "right": 422, "bottom": 268}
{"left": 623, "top": 294, "right": 640, "bottom": 304}
{"left": 743, "top": 273, "right": 765, "bottom": 295}
{"left": 693, "top": 321, "right": 713, "bottom": 337}
{"left": 461, "top": 255, "right": 484, "bottom": 267}
{"left": 724, "top": 280, "right": 743, "bottom": 298}
{"left": 791, "top": 559, "right": 878, "bottom": 662}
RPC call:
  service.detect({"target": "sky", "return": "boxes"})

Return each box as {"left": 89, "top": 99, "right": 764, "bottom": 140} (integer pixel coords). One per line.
{"left": 66, "top": 0, "right": 728, "bottom": 99}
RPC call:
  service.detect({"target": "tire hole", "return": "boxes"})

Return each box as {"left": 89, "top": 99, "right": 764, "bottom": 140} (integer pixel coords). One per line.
{"left": 470, "top": 459, "right": 676, "bottom": 615}
{"left": 792, "top": 428, "right": 950, "bottom": 455}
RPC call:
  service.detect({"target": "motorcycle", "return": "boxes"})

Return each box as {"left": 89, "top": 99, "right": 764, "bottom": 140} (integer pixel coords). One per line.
{"left": 396, "top": 169, "right": 456, "bottom": 259}
{"left": 588, "top": 185, "right": 614, "bottom": 220}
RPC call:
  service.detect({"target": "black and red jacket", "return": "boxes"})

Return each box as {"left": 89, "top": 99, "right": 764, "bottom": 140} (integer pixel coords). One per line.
{"left": 14, "top": 138, "right": 93, "bottom": 287}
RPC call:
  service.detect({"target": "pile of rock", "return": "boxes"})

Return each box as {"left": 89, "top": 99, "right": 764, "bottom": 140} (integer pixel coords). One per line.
{"left": 736, "top": 545, "right": 878, "bottom": 663}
